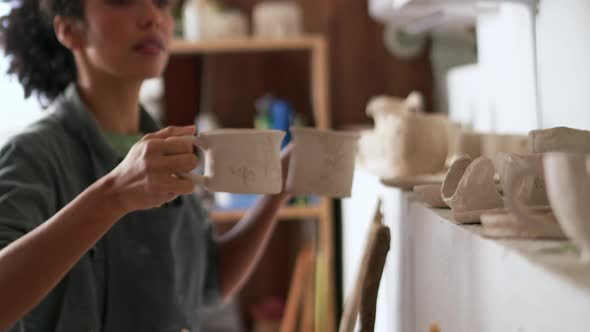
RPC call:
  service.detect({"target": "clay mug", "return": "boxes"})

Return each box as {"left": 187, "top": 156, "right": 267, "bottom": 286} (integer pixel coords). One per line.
{"left": 178, "top": 129, "right": 285, "bottom": 194}
{"left": 507, "top": 152, "right": 590, "bottom": 262}
{"left": 495, "top": 152, "right": 548, "bottom": 207}
{"left": 529, "top": 127, "right": 590, "bottom": 153}
{"left": 286, "top": 127, "right": 360, "bottom": 197}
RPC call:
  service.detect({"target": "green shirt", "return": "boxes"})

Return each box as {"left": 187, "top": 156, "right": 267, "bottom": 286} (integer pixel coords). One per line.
{"left": 101, "top": 130, "right": 144, "bottom": 157}
{"left": 0, "top": 84, "right": 219, "bottom": 331}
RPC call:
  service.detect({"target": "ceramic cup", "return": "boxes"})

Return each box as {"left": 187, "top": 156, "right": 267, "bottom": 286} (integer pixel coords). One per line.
{"left": 286, "top": 127, "right": 360, "bottom": 197}
{"left": 179, "top": 129, "right": 285, "bottom": 194}
{"left": 495, "top": 152, "right": 548, "bottom": 207}
{"left": 529, "top": 127, "right": 590, "bottom": 153}
{"left": 507, "top": 152, "right": 590, "bottom": 262}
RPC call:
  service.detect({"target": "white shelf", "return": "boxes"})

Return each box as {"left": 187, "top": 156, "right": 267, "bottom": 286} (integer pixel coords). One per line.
{"left": 380, "top": 188, "right": 590, "bottom": 331}
{"left": 369, "top": 0, "right": 535, "bottom": 34}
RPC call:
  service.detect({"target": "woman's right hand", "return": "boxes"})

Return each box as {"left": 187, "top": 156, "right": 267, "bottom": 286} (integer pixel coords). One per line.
{"left": 104, "top": 125, "right": 199, "bottom": 214}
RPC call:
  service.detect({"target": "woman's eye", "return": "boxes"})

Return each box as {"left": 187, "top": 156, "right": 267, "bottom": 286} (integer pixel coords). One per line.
{"left": 154, "top": 0, "right": 173, "bottom": 8}
{"left": 105, "top": 0, "right": 133, "bottom": 6}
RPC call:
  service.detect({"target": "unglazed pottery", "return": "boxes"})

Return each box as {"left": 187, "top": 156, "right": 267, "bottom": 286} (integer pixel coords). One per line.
{"left": 413, "top": 184, "right": 448, "bottom": 208}
{"left": 206, "top": 10, "right": 248, "bottom": 39}
{"left": 480, "top": 207, "right": 565, "bottom": 239}
{"left": 253, "top": 1, "right": 303, "bottom": 38}
{"left": 358, "top": 93, "right": 449, "bottom": 178}
{"left": 507, "top": 152, "right": 590, "bottom": 261}
{"left": 495, "top": 152, "right": 549, "bottom": 207}
{"left": 544, "top": 153, "right": 590, "bottom": 261}
{"left": 529, "top": 127, "right": 590, "bottom": 153}
{"left": 441, "top": 155, "right": 503, "bottom": 223}
{"left": 179, "top": 129, "right": 285, "bottom": 194}
{"left": 379, "top": 173, "right": 445, "bottom": 190}
{"left": 287, "top": 127, "right": 359, "bottom": 197}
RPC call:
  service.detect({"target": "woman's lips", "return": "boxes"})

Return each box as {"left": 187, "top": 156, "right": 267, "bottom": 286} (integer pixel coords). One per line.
{"left": 133, "top": 37, "right": 165, "bottom": 56}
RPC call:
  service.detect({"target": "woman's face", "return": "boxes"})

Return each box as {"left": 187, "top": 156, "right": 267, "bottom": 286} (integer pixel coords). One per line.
{"left": 80, "top": 0, "right": 175, "bottom": 80}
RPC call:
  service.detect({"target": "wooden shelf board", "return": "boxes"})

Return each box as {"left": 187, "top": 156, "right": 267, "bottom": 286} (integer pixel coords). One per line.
{"left": 210, "top": 205, "right": 323, "bottom": 223}
{"left": 170, "top": 35, "right": 323, "bottom": 55}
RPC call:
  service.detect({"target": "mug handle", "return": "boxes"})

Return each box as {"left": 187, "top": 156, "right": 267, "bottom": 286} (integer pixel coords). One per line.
{"left": 505, "top": 163, "right": 545, "bottom": 225}
{"left": 176, "top": 135, "right": 209, "bottom": 185}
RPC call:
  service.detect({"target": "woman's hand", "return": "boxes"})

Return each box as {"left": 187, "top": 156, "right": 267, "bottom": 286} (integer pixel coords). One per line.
{"left": 104, "top": 125, "right": 199, "bottom": 214}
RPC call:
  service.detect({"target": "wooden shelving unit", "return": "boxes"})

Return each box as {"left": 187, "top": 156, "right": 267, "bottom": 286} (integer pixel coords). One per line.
{"left": 170, "top": 36, "right": 325, "bottom": 54}
{"left": 163, "top": 35, "right": 336, "bottom": 332}
{"left": 211, "top": 204, "right": 324, "bottom": 224}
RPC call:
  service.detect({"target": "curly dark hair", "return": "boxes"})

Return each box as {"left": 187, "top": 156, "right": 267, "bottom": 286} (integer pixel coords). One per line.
{"left": 0, "top": 0, "right": 84, "bottom": 103}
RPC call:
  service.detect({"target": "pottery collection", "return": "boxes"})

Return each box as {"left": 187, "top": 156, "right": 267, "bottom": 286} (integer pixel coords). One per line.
{"left": 386, "top": 122, "right": 590, "bottom": 262}
{"left": 191, "top": 94, "right": 590, "bottom": 263}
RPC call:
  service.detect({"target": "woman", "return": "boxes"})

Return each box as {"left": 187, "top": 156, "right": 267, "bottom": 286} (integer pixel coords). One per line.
{"left": 0, "top": 0, "right": 291, "bottom": 330}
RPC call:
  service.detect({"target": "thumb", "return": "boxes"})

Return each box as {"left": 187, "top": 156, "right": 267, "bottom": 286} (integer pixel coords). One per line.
{"left": 143, "top": 125, "right": 197, "bottom": 140}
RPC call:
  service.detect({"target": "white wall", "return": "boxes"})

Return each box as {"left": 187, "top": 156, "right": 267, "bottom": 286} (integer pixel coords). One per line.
{"left": 537, "top": 0, "right": 590, "bottom": 129}
{"left": 449, "top": 0, "right": 590, "bottom": 132}
{"left": 474, "top": 3, "right": 538, "bottom": 133}
{"left": 0, "top": 4, "right": 43, "bottom": 147}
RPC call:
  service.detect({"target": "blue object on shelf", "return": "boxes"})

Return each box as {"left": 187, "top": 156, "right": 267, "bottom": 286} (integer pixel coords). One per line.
{"left": 307, "top": 195, "right": 320, "bottom": 205}
{"left": 214, "top": 194, "right": 260, "bottom": 211}
{"left": 270, "top": 99, "right": 294, "bottom": 149}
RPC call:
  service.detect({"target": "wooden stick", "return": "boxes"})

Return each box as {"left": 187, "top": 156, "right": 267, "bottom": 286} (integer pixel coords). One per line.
{"left": 339, "top": 201, "right": 386, "bottom": 332}
{"left": 359, "top": 226, "right": 390, "bottom": 332}
{"left": 300, "top": 252, "right": 316, "bottom": 332}
{"left": 281, "top": 246, "right": 313, "bottom": 332}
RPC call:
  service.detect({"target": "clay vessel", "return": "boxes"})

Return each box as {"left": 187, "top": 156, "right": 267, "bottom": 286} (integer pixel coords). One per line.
{"left": 529, "top": 127, "right": 590, "bottom": 153}
{"left": 495, "top": 152, "right": 548, "bottom": 207}
{"left": 507, "top": 152, "right": 590, "bottom": 261}
{"left": 358, "top": 93, "right": 449, "bottom": 178}
{"left": 287, "top": 127, "right": 359, "bottom": 197}
{"left": 441, "top": 155, "right": 504, "bottom": 222}
{"left": 180, "top": 129, "right": 285, "bottom": 194}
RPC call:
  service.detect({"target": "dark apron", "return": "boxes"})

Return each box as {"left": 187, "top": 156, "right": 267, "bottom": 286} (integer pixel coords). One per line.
{"left": 102, "top": 196, "right": 215, "bottom": 332}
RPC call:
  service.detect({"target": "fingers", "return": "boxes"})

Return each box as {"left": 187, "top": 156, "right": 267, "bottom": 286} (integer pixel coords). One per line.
{"left": 162, "top": 136, "right": 198, "bottom": 156}
{"left": 141, "top": 135, "right": 197, "bottom": 157}
{"left": 143, "top": 125, "right": 196, "bottom": 141}
{"left": 152, "top": 174, "right": 196, "bottom": 195}
{"left": 156, "top": 154, "right": 199, "bottom": 173}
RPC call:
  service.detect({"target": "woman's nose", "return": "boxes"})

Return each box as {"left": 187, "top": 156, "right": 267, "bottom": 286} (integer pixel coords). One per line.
{"left": 137, "top": 0, "right": 163, "bottom": 29}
